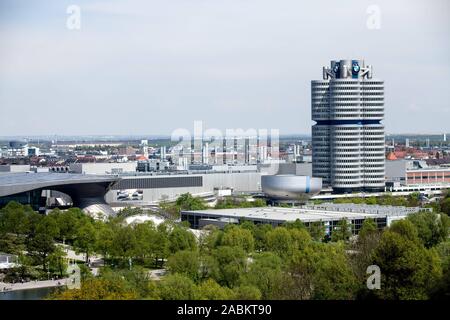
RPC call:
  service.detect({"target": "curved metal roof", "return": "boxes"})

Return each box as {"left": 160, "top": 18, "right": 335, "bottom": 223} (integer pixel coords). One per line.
{"left": 261, "top": 175, "right": 322, "bottom": 200}
{"left": 0, "top": 172, "right": 120, "bottom": 197}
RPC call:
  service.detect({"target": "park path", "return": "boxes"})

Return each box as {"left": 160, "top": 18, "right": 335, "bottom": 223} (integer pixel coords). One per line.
{"left": 57, "top": 243, "right": 103, "bottom": 263}
{"left": 0, "top": 279, "right": 69, "bottom": 292}
{"left": 148, "top": 269, "right": 166, "bottom": 281}
{"left": 60, "top": 245, "right": 104, "bottom": 276}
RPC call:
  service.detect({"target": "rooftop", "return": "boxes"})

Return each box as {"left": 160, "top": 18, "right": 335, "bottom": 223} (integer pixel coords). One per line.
{"left": 407, "top": 167, "right": 450, "bottom": 172}
{"left": 0, "top": 172, "right": 117, "bottom": 184}
{"left": 0, "top": 172, "right": 119, "bottom": 197}
{"left": 182, "top": 203, "right": 428, "bottom": 223}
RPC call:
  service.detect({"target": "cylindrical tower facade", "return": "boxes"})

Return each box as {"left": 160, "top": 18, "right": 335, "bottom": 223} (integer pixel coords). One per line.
{"left": 312, "top": 59, "right": 385, "bottom": 193}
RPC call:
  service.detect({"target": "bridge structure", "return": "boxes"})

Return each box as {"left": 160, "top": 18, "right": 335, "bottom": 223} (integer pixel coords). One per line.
{"left": 0, "top": 172, "right": 120, "bottom": 216}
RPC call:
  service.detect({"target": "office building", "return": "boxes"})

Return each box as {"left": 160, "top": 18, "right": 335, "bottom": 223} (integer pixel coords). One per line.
{"left": 106, "top": 170, "right": 262, "bottom": 204}
{"left": 312, "top": 59, "right": 385, "bottom": 193}
{"left": 69, "top": 162, "right": 137, "bottom": 175}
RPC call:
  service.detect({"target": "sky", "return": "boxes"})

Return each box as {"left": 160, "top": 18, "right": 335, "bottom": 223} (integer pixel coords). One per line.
{"left": 0, "top": 0, "right": 449, "bottom": 136}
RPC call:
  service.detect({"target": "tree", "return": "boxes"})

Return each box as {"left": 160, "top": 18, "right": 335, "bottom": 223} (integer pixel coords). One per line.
{"left": 288, "top": 242, "right": 358, "bottom": 300}
{"left": 48, "top": 245, "right": 68, "bottom": 278}
{"left": 233, "top": 285, "right": 262, "bottom": 300}
{"left": 197, "top": 279, "right": 234, "bottom": 300}
{"left": 27, "top": 215, "right": 59, "bottom": 272}
{"left": 214, "top": 198, "right": 266, "bottom": 209}
{"left": 358, "top": 218, "right": 378, "bottom": 239}
{"left": 175, "top": 193, "right": 207, "bottom": 211}
{"left": 151, "top": 223, "right": 170, "bottom": 267}
{"left": 407, "top": 211, "right": 450, "bottom": 248}
{"left": 168, "top": 226, "right": 197, "bottom": 254}
{"left": 197, "top": 225, "right": 220, "bottom": 254}
{"left": 440, "top": 197, "right": 450, "bottom": 216}
{"left": 372, "top": 230, "right": 442, "bottom": 299}
{"left": 436, "top": 240, "right": 450, "bottom": 271}
{"left": 308, "top": 222, "right": 325, "bottom": 242}
{"left": 0, "top": 203, "right": 35, "bottom": 254}
{"left": 27, "top": 232, "right": 55, "bottom": 273}
{"left": 198, "top": 252, "right": 220, "bottom": 281}
{"left": 407, "top": 192, "right": 421, "bottom": 207}
{"left": 350, "top": 219, "right": 382, "bottom": 289}
{"left": 158, "top": 274, "right": 199, "bottom": 300}
{"left": 389, "top": 219, "right": 420, "bottom": 245}
{"left": 117, "top": 206, "right": 145, "bottom": 218}
{"left": 289, "top": 228, "right": 312, "bottom": 250}
{"left": 166, "top": 250, "right": 200, "bottom": 281}
{"left": 133, "top": 221, "right": 158, "bottom": 263}
{"left": 74, "top": 220, "right": 98, "bottom": 263}
{"left": 110, "top": 225, "right": 137, "bottom": 265}
{"left": 431, "top": 240, "right": 450, "bottom": 299}
{"left": 283, "top": 219, "right": 306, "bottom": 230}
{"left": 49, "top": 208, "right": 84, "bottom": 243}
{"left": 95, "top": 222, "right": 115, "bottom": 264}
{"left": 265, "top": 227, "right": 293, "bottom": 258}
{"left": 331, "top": 219, "right": 352, "bottom": 242}
{"left": 253, "top": 224, "right": 272, "bottom": 251}
{"left": 239, "top": 220, "right": 256, "bottom": 235}
{"left": 51, "top": 278, "right": 137, "bottom": 300}
{"left": 10, "top": 254, "right": 38, "bottom": 282}
{"left": 220, "top": 225, "right": 255, "bottom": 253}
{"left": 159, "top": 201, "right": 181, "bottom": 220}
{"left": 0, "top": 201, "right": 32, "bottom": 235}
{"left": 431, "top": 263, "right": 450, "bottom": 300}
{"left": 240, "top": 252, "right": 285, "bottom": 299}
{"left": 101, "top": 266, "right": 154, "bottom": 298}
{"left": 25, "top": 210, "right": 44, "bottom": 238}
{"left": 212, "top": 246, "right": 246, "bottom": 288}
{"left": 258, "top": 228, "right": 306, "bottom": 259}
{"left": 214, "top": 197, "right": 236, "bottom": 209}
{"left": 252, "top": 199, "right": 266, "bottom": 207}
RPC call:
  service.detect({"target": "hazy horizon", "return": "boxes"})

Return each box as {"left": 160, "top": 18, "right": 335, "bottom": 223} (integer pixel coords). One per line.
{"left": 1, "top": 132, "right": 449, "bottom": 143}
{"left": 1, "top": 0, "right": 449, "bottom": 136}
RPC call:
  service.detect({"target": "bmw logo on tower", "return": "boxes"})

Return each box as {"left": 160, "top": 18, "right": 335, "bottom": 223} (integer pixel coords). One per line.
{"left": 352, "top": 60, "right": 360, "bottom": 76}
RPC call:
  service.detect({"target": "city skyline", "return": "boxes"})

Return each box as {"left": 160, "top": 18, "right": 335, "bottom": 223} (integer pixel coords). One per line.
{"left": 1, "top": 0, "right": 449, "bottom": 136}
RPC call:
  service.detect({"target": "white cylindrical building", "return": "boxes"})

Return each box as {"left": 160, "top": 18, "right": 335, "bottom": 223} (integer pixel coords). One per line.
{"left": 312, "top": 59, "right": 385, "bottom": 193}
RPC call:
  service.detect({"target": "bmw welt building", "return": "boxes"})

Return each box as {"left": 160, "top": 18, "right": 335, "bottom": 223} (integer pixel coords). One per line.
{"left": 312, "top": 59, "right": 385, "bottom": 193}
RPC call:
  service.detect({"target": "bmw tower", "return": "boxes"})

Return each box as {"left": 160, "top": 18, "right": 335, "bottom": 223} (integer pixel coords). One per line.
{"left": 311, "top": 59, "right": 385, "bottom": 193}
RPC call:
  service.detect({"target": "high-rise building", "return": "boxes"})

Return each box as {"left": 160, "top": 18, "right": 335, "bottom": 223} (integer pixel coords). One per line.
{"left": 312, "top": 59, "right": 385, "bottom": 193}
{"left": 140, "top": 140, "right": 148, "bottom": 158}
{"left": 202, "top": 143, "right": 209, "bottom": 164}
{"left": 160, "top": 146, "right": 166, "bottom": 160}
